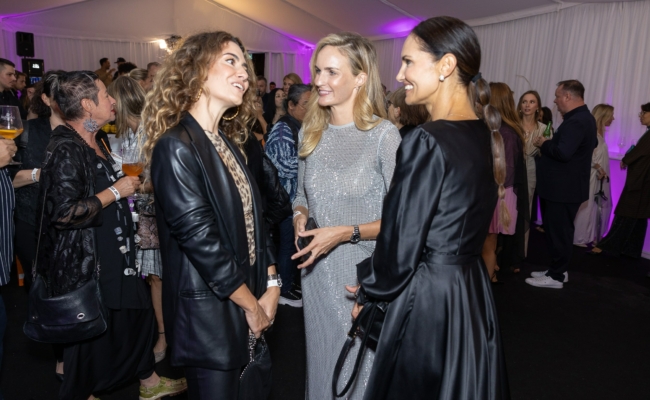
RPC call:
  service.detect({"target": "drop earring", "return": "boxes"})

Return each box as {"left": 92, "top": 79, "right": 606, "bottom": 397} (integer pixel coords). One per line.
{"left": 83, "top": 113, "right": 100, "bottom": 133}
{"left": 439, "top": 74, "right": 445, "bottom": 82}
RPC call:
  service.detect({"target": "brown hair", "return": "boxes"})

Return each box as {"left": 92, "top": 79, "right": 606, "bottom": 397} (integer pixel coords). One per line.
{"left": 489, "top": 82, "right": 525, "bottom": 144}
{"left": 388, "top": 86, "right": 429, "bottom": 127}
{"left": 142, "top": 31, "right": 258, "bottom": 168}
{"left": 412, "top": 16, "right": 509, "bottom": 229}
{"left": 299, "top": 32, "right": 387, "bottom": 158}
{"left": 517, "top": 90, "right": 542, "bottom": 117}
{"left": 557, "top": 79, "right": 585, "bottom": 99}
{"left": 107, "top": 76, "right": 146, "bottom": 138}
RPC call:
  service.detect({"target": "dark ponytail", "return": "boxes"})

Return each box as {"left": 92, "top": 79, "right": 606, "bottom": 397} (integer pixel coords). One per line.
{"left": 413, "top": 16, "right": 510, "bottom": 231}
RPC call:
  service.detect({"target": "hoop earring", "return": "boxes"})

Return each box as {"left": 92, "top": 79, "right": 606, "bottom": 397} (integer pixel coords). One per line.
{"left": 193, "top": 88, "right": 203, "bottom": 102}
{"left": 222, "top": 107, "right": 239, "bottom": 121}
{"left": 439, "top": 74, "right": 445, "bottom": 82}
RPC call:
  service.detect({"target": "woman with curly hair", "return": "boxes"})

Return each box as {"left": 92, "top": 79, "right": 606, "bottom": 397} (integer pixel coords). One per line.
{"left": 142, "top": 31, "right": 279, "bottom": 398}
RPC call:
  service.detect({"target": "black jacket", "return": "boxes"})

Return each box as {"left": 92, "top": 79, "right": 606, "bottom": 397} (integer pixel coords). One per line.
{"left": 536, "top": 104, "right": 597, "bottom": 203}
{"left": 151, "top": 113, "right": 275, "bottom": 370}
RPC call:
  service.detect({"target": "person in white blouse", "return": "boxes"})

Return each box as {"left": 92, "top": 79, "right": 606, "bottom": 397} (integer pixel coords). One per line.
{"left": 573, "top": 104, "right": 613, "bottom": 246}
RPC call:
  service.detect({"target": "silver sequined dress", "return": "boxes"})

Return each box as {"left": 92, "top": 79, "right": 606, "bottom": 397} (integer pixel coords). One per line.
{"left": 293, "top": 119, "right": 401, "bottom": 399}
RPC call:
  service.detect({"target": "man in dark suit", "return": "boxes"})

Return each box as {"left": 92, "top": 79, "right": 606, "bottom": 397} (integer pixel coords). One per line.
{"left": 526, "top": 80, "right": 597, "bottom": 289}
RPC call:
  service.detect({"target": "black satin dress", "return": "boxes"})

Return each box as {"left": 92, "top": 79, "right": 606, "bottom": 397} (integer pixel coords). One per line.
{"left": 357, "top": 120, "right": 510, "bottom": 400}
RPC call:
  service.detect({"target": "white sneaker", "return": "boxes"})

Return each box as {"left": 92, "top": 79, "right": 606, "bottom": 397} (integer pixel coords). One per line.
{"left": 530, "top": 270, "right": 568, "bottom": 283}
{"left": 525, "top": 275, "right": 564, "bottom": 289}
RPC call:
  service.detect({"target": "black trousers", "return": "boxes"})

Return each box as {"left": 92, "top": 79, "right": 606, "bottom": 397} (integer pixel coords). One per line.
{"left": 14, "top": 219, "right": 36, "bottom": 288}
{"left": 543, "top": 200, "right": 581, "bottom": 281}
{"left": 185, "top": 367, "right": 240, "bottom": 400}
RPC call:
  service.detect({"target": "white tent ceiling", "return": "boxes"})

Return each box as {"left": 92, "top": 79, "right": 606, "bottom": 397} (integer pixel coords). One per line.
{"left": 0, "top": 0, "right": 639, "bottom": 46}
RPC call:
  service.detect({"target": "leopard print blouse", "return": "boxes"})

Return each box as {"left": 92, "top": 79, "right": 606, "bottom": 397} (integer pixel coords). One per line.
{"left": 204, "top": 130, "right": 256, "bottom": 266}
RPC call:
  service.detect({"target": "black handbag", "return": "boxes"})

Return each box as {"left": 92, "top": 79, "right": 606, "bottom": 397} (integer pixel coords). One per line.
{"left": 23, "top": 138, "right": 108, "bottom": 343}
{"left": 238, "top": 333, "right": 272, "bottom": 400}
{"left": 332, "top": 299, "right": 388, "bottom": 398}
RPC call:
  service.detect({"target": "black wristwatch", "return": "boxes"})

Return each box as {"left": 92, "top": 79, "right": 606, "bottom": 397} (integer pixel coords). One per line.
{"left": 350, "top": 225, "right": 361, "bottom": 244}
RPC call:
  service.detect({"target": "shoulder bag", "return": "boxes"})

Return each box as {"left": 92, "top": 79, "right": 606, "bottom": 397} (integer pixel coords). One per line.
{"left": 238, "top": 333, "right": 272, "bottom": 399}
{"left": 23, "top": 138, "right": 107, "bottom": 343}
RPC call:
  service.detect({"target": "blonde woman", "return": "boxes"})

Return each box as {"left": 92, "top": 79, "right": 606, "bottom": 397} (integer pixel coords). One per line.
{"left": 518, "top": 91, "right": 547, "bottom": 216}
{"left": 291, "top": 32, "right": 401, "bottom": 399}
{"left": 128, "top": 68, "right": 153, "bottom": 92}
{"left": 282, "top": 72, "right": 303, "bottom": 93}
{"left": 573, "top": 104, "right": 613, "bottom": 246}
{"left": 143, "top": 31, "right": 279, "bottom": 398}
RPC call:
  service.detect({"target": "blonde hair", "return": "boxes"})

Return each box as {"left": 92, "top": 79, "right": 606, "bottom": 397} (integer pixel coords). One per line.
{"left": 142, "top": 31, "right": 257, "bottom": 168}
{"left": 129, "top": 68, "right": 149, "bottom": 83}
{"left": 591, "top": 104, "right": 614, "bottom": 136}
{"left": 299, "top": 32, "right": 387, "bottom": 158}
{"left": 107, "top": 76, "right": 145, "bottom": 138}
{"left": 283, "top": 72, "right": 303, "bottom": 85}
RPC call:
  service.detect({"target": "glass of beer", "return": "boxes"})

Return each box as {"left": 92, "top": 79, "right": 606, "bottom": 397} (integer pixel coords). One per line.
{"left": 0, "top": 106, "right": 23, "bottom": 165}
{"left": 121, "top": 135, "right": 144, "bottom": 198}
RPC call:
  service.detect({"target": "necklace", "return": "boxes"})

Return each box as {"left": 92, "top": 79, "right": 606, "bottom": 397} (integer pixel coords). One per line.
{"left": 446, "top": 113, "right": 479, "bottom": 120}
{"left": 65, "top": 123, "right": 93, "bottom": 148}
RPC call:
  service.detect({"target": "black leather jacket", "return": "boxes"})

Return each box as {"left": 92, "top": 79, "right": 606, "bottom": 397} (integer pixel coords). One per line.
{"left": 151, "top": 113, "right": 275, "bottom": 370}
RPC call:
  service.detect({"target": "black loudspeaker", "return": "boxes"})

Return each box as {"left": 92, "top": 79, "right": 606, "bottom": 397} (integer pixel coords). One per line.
{"left": 250, "top": 53, "right": 265, "bottom": 78}
{"left": 16, "top": 32, "right": 35, "bottom": 58}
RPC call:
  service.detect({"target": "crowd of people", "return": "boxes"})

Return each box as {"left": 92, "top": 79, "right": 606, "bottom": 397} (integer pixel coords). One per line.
{"left": 0, "top": 13, "right": 648, "bottom": 400}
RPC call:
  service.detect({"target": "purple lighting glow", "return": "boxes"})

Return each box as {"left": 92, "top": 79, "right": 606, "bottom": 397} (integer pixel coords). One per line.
{"left": 379, "top": 17, "right": 420, "bottom": 35}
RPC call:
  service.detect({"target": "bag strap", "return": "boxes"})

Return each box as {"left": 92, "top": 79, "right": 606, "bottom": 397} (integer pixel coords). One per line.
{"left": 332, "top": 303, "right": 378, "bottom": 398}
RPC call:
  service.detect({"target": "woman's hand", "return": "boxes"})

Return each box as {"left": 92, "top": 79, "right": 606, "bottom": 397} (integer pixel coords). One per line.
{"left": 533, "top": 136, "right": 548, "bottom": 148}
{"left": 293, "top": 213, "right": 308, "bottom": 248}
{"left": 0, "top": 139, "right": 17, "bottom": 168}
{"left": 292, "top": 225, "right": 349, "bottom": 269}
{"left": 244, "top": 301, "right": 271, "bottom": 339}
{"left": 345, "top": 285, "right": 363, "bottom": 320}
{"left": 620, "top": 161, "right": 627, "bottom": 170}
{"left": 597, "top": 167, "right": 607, "bottom": 180}
{"left": 258, "top": 286, "right": 280, "bottom": 323}
{"left": 113, "top": 176, "right": 141, "bottom": 198}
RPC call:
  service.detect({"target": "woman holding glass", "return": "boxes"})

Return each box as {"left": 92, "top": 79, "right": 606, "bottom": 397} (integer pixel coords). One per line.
{"left": 36, "top": 71, "right": 185, "bottom": 400}
{"left": 291, "top": 32, "right": 401, "bottom": 399}
{"left": 107, "top": 75, "right": 168, "bottom": 364}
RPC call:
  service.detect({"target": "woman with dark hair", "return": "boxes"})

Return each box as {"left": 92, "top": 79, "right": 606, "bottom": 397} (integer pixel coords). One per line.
{"left": 263, "top": 87, "right": 286, "bottom": 129}
{"left": 37, "top": 70, "right": 186, "bottom": 400}
{"left": 386, "top": 86, "right": 429, "bottom": 137}
{"left": 143, "top": 31, "right": 279, "bottom": 398}
{"left": 482, "top": 82, "right": 528, "bottom": 279}
{"left": 353, "top": 16, "right": 510, "bottom": 399}
{"left": 590, "top": 103, "right": 650, "bottom": 258}
{"left": 265, "top": 83, "right": 312, "bottom": 306}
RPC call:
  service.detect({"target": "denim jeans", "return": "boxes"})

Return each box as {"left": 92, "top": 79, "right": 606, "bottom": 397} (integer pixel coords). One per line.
{"left": 278, "top": 216, "right": 297, "bottom": 295}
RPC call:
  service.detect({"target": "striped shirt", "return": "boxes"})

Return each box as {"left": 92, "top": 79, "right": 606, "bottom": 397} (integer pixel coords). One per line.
{"left": 0, "top": 168, "right": 13, "bottom": 285}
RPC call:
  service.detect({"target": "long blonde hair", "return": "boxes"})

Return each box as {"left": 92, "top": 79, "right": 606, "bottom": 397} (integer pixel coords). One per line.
{"left": 299, "top": 32, "right": 387, "bottom": 158}
{"left": 142, "top": 31, "right": 257, "bottom": 168}
{"left": 591, "top": 104, "right": 614, "bottom": 136}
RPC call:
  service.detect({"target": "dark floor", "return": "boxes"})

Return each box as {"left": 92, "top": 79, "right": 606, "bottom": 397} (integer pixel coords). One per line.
{"left": 2, "top": 228, "right": 650, "bottom": 400}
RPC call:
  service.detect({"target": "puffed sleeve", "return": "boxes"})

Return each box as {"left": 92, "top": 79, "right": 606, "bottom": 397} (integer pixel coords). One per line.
{"left": 48, "top": 141, "right": 103, "bottom": 230}
{"left": 357, "top": 127, "right": 445, "bottom": 301}
{"left": 152, "top": 135, "right": 246, "bottom": 300}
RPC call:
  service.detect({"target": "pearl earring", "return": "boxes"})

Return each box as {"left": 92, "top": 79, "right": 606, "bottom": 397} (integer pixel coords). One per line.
{"left": 439, "top": 74, "right": 445, "bottom": 82}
